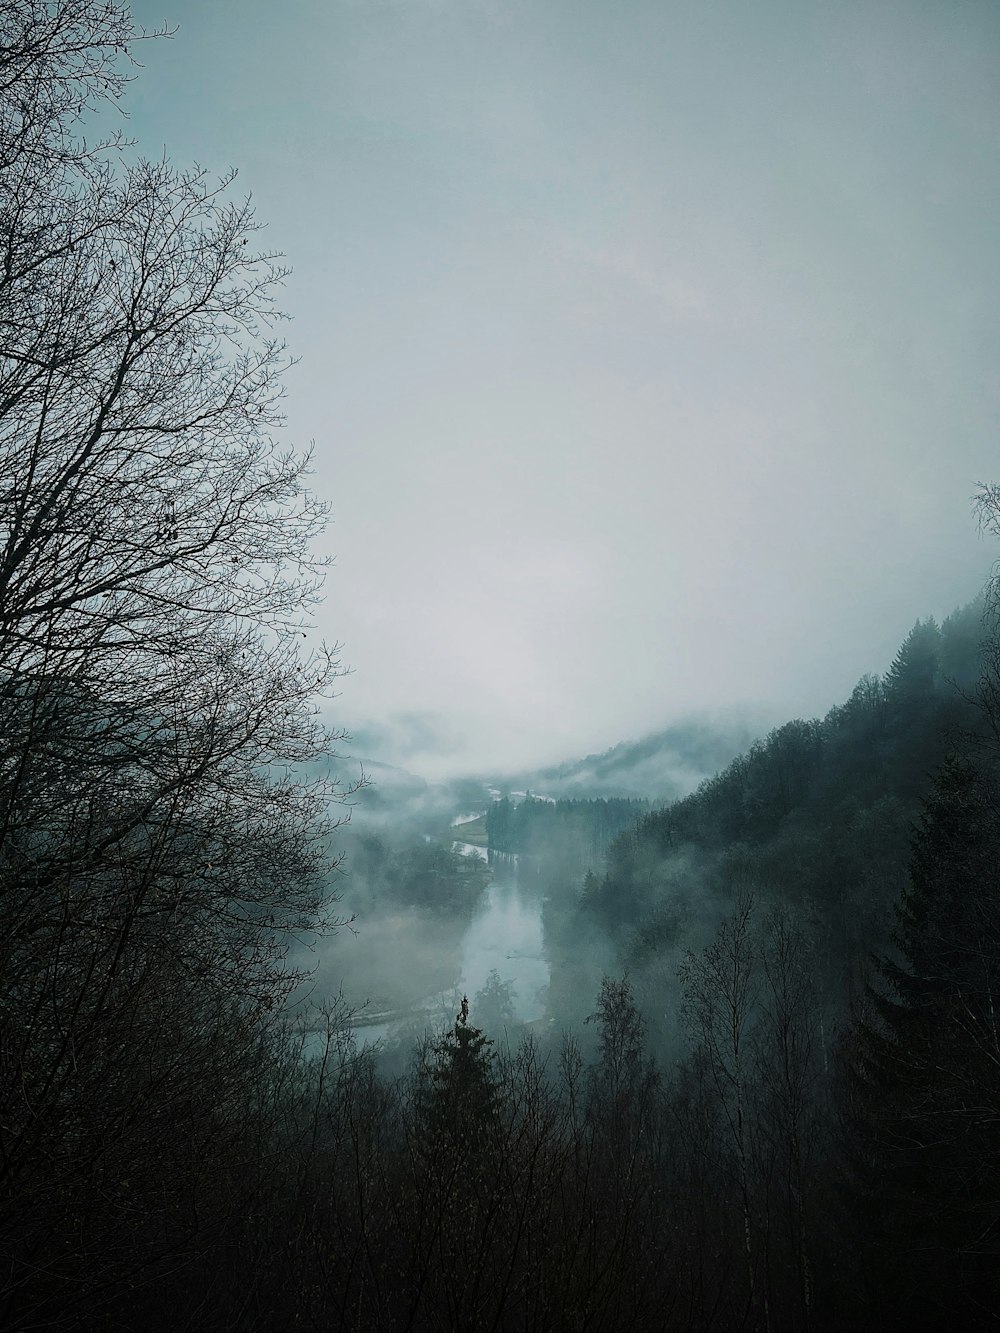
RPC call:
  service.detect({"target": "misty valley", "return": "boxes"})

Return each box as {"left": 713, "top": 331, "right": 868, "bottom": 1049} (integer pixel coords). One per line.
{"left": 7, "top": 4, "right": 1000, "bottom": 1332}
{"left": 301, "top": 839, "right": 548, "bottom": 1049}
{"left": 305, "top": 787, "right": 653, "bottom": 1053}
{"left": 222, "top": 593, "right": 997, "bottom": 1332}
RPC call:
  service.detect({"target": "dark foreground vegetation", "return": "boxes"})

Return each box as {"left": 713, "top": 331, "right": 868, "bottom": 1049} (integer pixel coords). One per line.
{"left": 4, "top": 5, "right": 1000, "bottom": 1329}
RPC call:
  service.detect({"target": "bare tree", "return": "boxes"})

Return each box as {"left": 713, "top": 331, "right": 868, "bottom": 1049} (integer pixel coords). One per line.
{"left": 680, "top": 893, "right": 766, "bottom": 1330}
{"left": 754, "top": 909, "right": 822, "bottom": 1331}
{"left": 0, "top": 5, "right": 353, "bottom": 1324}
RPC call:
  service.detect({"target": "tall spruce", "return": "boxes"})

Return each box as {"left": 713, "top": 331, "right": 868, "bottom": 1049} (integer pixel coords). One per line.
{"left": 842, "top": 756, "right": 1000, "bottom": 1330}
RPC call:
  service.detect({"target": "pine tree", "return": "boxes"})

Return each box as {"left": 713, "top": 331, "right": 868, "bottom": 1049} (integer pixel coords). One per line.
{"left": 884, "top": 618, "right": 942, "bottom": 701}
{"left": 473, "top": 969, "right": 518, "bottom": 1037}
{"left": 842, "top": 757, "right": 1000, "bottom": 1330}
{"left": 417, "top": 1012, "right": 499, "bottom": 1165}
{"left": 404, "top": 1011, "right": 502, "bottom": 1328}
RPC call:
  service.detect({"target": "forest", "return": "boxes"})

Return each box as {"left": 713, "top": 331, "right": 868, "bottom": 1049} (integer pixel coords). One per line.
{"left": 3, "top": 4, "right": 1000, "bottom": 1330}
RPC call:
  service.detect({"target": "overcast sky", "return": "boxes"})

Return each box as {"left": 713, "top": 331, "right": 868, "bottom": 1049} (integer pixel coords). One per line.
{"left": 125, "top": 0, "right": 1000, "bottom": 776}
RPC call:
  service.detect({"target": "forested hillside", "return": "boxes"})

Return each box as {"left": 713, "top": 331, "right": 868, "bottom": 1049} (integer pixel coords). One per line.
{"left": 536, "top": 590, "right": 1000, "bottom": 1329}
{"left": 486, "top": 793, "right": 649, "bottom": 872}
{"left": 557, "top": 602, "right": 981, "bottom": 993}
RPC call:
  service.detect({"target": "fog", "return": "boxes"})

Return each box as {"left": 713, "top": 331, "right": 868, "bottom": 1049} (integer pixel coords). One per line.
{"left": 289, "top": 707, "right": 763, "bottom": 1051}
{"left": 123, "top": 0, "right": 1000, "bottom": 777}
{"left": 13, "top": 4, "right": 1000, "bottom": 1324}
{"left": 114, "top": 0, "right": 1000, "bottom": 1080}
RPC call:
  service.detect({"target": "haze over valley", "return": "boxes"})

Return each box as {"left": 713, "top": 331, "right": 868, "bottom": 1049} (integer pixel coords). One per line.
{"left": 5, "top": 3, "right": 1000, "bottom": 1330}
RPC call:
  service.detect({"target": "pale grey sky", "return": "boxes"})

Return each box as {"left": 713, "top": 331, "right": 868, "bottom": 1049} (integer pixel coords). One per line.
{"left": 125, "top": 0, "right": 1000, "bottom": 775}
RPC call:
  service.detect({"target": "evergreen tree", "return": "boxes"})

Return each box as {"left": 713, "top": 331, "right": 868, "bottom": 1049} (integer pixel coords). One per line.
{"left": 473, "top": 968, "right": 518, "bottom": 1037}
{"left": 842, "top": 757, "right": 1000, "bottom": 1330}
{"left": 940, "top": 595, "right": 987, "bottom": 689}
{"left": 884, "top": 618, "right": 942, "bottom": 706}
{"left": 416, "top": 1013, "right": 499, "bottom": 1163}
{"left": 404, "top": 1012, "right": 503, "bottom": 1327}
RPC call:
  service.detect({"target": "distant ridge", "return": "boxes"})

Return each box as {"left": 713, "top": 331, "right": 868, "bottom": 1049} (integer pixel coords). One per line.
{"left": 494, "top": 716, "right": 760, "bottom": 803}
